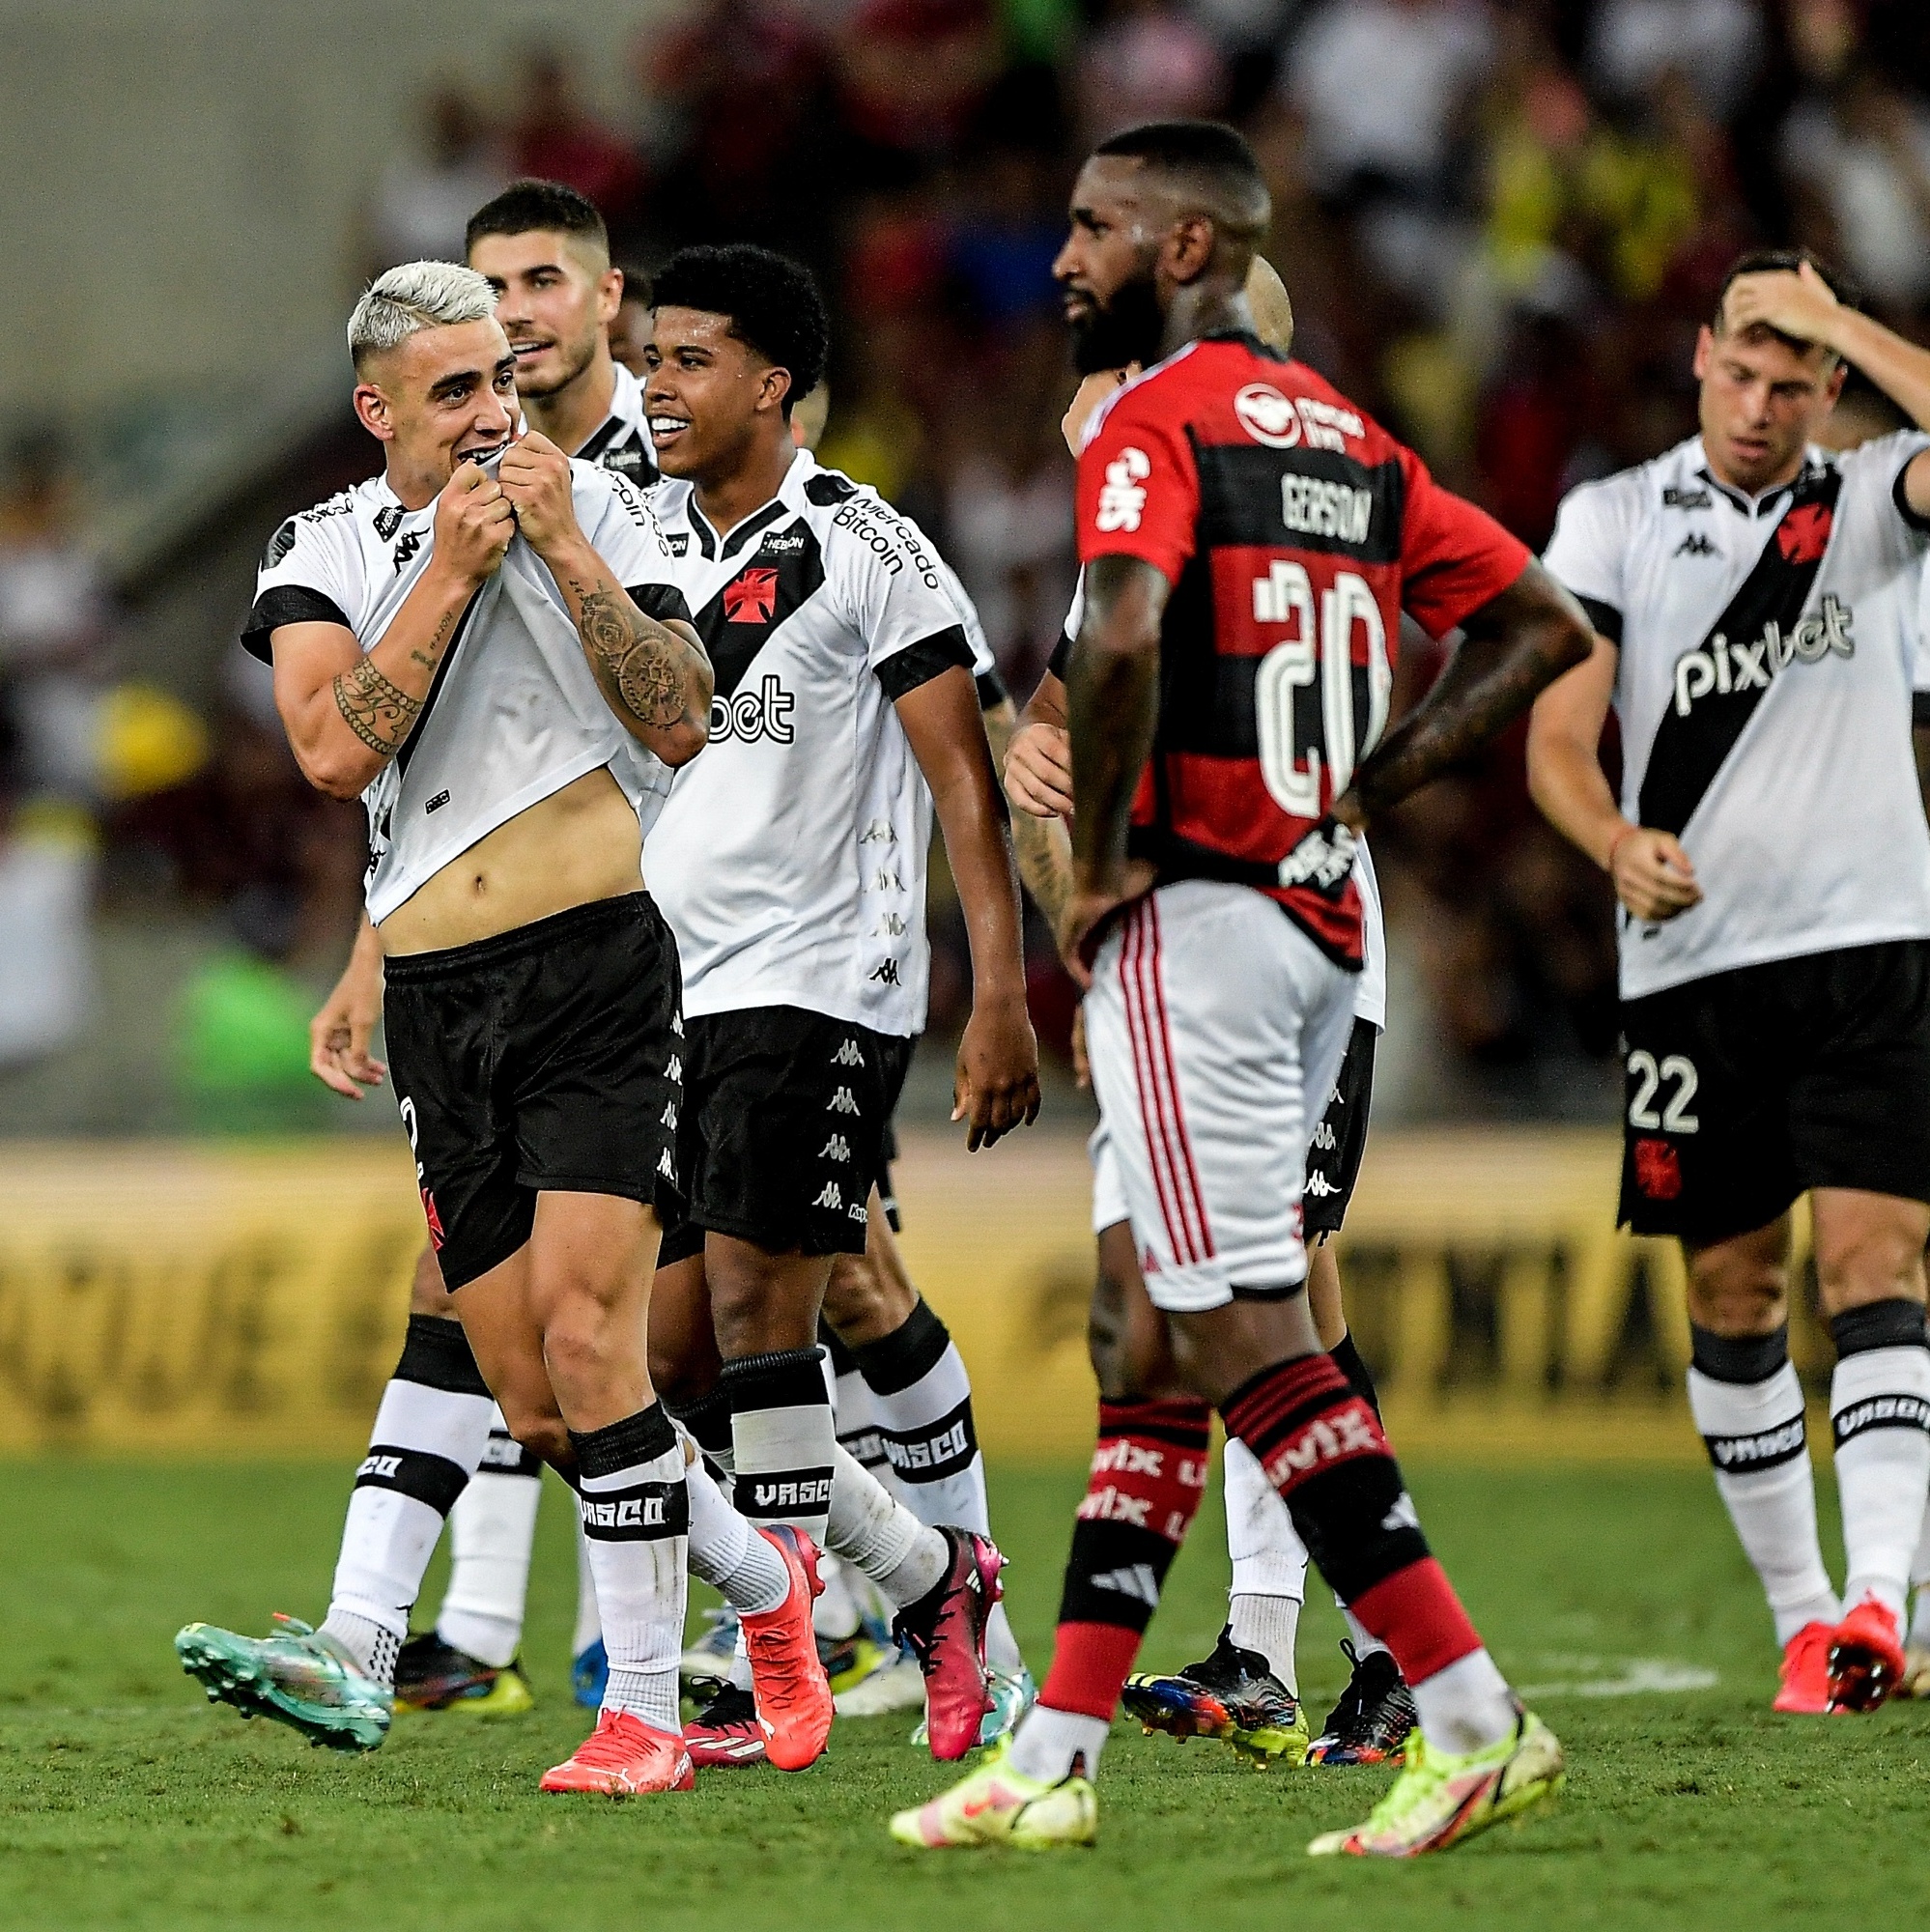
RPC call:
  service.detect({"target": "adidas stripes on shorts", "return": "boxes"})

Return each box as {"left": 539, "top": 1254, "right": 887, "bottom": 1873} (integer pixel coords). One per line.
{"left": 1081, "top": 881, "right": 1356, "bottom": 1313}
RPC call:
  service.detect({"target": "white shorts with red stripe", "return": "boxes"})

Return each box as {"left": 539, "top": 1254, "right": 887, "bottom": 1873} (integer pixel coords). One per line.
{"left": 1084, "top": 880, "right": 1355, "bottom": 1313}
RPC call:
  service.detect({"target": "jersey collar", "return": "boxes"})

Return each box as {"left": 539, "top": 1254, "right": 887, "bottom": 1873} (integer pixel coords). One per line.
{"left": 1692, "top": 440, "right": 1831, "bottom": 518}
{"left": 688, "top": 445, "right": 809, "bottom": 561}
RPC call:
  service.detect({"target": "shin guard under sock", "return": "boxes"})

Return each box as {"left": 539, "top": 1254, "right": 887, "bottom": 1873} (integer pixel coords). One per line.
{"left": 571, "top": 1405, "right": 688, "bottom": 1731}
{"left": 1036, "top": 1399, "right": 1212, "bottom": 1737}
{"left": 723, "top": 1348, "right": 835, "bottom": 1544}
{"left": 1830, "top": 1300, "right": 1930, "bottom": 1621}
{"left": 325, "top": 1316, "right": 495, "bottom": 1686}
{"left": 437, "top": 1411, "right": 543, "bottom": 1668}
{"left": 1687, "top": 1324, "right": 1838, "bottom": 1644}
{"left": 851, "top": 1300, "right": 989, "bottom": 1533}
{"left": 1222, "top": 1353, "right": 1513, "bottom": 1752}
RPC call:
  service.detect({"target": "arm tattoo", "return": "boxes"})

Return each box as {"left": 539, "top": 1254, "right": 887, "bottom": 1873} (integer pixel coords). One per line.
{"left": 573, "top": 582, "right": 697, "bottom": 730}
{"left": 1349, "top": 611, "right": 1586, "bottom": 820}
{"left": 331, "top": 656, "right": 421, "bottom": 758}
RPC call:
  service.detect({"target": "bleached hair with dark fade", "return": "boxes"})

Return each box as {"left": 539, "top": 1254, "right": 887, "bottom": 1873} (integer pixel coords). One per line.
{"left": 347, "top": 262, "right": 497, "bottom": 372}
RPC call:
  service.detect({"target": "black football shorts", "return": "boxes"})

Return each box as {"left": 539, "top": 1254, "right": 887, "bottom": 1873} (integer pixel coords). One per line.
{"left": 1617, "top": 939, "right": 1930, "bottom": 1243}
{"left": 658, "top": 1006, "right": 915, "bottom": 1266}
{"left": 382, "top": 893, "right": 684, "bottom": 1289}
{"left": 1304, "top": 1017, "right": 1379, "bottom": 1242}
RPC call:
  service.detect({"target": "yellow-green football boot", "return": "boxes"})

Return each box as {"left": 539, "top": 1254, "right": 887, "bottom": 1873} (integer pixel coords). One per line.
{"left": 889, "top": 1737, "right": 1097, "bottom": 1850}
{"left": 1308, "top": 1711, "right": 1564, "bottom": 1858}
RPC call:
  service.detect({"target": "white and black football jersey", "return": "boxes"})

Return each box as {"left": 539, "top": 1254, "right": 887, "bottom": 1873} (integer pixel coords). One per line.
{"left": 578, "top": 360, "right": 657, "bottom": 491}
{"left": 243, "top": 459, "right": 692, "bottom": 923}
{"left": 1050, "top": 576, "right": 1387, "bottom": 1030}
{"left": 645, "top": 449, "right": 993, "bottom": 1036}
{"left": 1545, "top": 431, "right": 1930, "bottom": 999}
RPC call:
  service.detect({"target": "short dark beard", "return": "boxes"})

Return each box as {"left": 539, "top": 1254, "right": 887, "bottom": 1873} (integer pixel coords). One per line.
{"left": 1069, "top": 272, "right": 1167, "bottom": 376}
{"left": 516, "top": 329, "right": 599, "bottom": 401}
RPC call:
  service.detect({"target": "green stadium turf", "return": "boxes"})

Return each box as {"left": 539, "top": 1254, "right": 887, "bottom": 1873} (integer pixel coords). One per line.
{"left": 1, "top": 1456, "right": 1926, "bottom": 1930}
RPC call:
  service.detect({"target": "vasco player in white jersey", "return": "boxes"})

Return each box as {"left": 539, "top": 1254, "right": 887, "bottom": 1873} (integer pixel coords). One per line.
{"left": 637, "top": 244, "right": 1040, "bottom": 1764}
{"left": 1531, "top": 250, "right": 1930, "bottom": 1717}
{"left": 895, "top": 120, "right": 1594, "bottom": 1859}
{"left": 170, "top": 258, "right": 794, "bottom": 1803}
{"left": 298, "top": 183, "right": 672, "bottom": 1723}
{"left": 301, "top": 216, "right": 1033, "bottom": 1747}
{"left": 1002, "top": 259, "right": 1416, "bottom": 1774}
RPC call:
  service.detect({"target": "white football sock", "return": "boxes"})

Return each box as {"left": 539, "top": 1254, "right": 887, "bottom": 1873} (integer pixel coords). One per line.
{"left": 854, "top": 1302, "right": 988, "bottom": 1533}
{"left": 846, "top": 1302, "right": 1027, "bottom": 1673}
{"left": 1687, "top": 1357, "right": 1839, "bottom": 1644}
{"left": 324, "top": 1318, "right": 495, "bottom": 1689}
{"left": 1223, "top": 1435, "right": 1306, "bottom": 1688}
{"left": 825, "top": 1444, "right": 948, "bottom": 1606}
{"left": 573, "top": 1406, "right": 688, "bottom": 1733}
{"left": 1409, "top": 1648, "right": 1517, "bottom": 1755}
{"left": 724, "top": 1347, "right": 836, "bottom": 1545}
{"left": 1831, "top": 1340, "right": 1930, "bottom": 1621}
{"left": 1008, "top": 1702, "right": 1110, "bottom": 1782}
{"left": 573, "top": 1517, "right": 602, "bottom": 1657}
{"left": 1910, "top": 1497, "right": 1930, "bottom": 1645}
{"left": 436, "top": 1414, "right": 542, "bottom": 1668}
{"left": 685, "top": 1451, "right": 789, "bottom": 1617}
{"left": 813, "top": 1551, "right": 865, "bottom": 1640}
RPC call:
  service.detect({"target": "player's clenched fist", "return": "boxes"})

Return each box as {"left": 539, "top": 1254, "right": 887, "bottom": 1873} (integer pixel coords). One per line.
{"left": 435, "top": 459, "right": 516, "bottom": 585}
{"left": 498, "top": 431, "right": 581, "bottom": 556}
{"left": 1004, "top": 720, "right": 1074, "bottom": 819}
{"left": 1609, "top": 825, "right": 1702, "bottom": 923}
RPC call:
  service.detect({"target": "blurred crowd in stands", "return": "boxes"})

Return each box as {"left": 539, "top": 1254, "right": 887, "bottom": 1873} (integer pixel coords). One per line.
{"left": 8, "top": 0, "right": 1930, "bottom": 1122}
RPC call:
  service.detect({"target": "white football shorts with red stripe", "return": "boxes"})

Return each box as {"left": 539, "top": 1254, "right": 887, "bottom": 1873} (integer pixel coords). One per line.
{"left": 1083, "top": 881, "right": 1355, "bottom": 1313}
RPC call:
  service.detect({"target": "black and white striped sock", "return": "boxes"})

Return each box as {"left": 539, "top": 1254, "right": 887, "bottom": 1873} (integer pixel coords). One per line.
{"left": 323, "top": 1316, "right": 495, "bottom": 1687}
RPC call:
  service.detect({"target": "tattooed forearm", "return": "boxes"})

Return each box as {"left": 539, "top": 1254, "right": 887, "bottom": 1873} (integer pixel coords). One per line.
{"left": 1011, "top": 808, "right": 1072, "bottom": 929}
{"left": 572, "top": 582, "right": 706, "bottom": 732}
{"left": 332, "top": 656, "right": 422, "bottom": 758}
{"left": 409, "top": 609, "right": 457, "bottom": 671}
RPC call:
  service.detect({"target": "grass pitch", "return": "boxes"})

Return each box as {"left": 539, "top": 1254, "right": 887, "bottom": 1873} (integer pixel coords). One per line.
{"left": 2, "top": 1455, "right": 1927, "bottom": 1931}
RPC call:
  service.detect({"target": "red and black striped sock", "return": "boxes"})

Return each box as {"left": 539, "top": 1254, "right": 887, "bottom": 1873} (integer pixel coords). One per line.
{"left": 1221, "top": 1353, "right": 1484, "bottom": 1690}
{"left": 1036, "top": 1398, "right": 1213, "bottom": 1720}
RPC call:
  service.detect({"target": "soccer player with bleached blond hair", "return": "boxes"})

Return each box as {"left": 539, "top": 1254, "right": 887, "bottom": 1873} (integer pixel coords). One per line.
{"left": 176, "top": 257, "right": 830, "bottom": 1797}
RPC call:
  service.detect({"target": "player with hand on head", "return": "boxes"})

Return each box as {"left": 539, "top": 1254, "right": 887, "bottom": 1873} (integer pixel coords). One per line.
{"left": 173, "top": 258, "right": 781, "bottom": 1800}
{"left": 894, "top": 120, "right": 1593, "bottom": 1858}
{"left": 1531, "top": 250, "right": 1930, "bottom": 1716}
{"left": 635, "top": 244, "right": 1039, "bottom": 1767}
{"left": 1005, "top": 254, "right": 1413, "bottom": 1774}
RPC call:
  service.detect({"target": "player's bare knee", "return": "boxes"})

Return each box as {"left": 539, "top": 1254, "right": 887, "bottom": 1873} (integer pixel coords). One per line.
{"left": 1686, "top": 1234, "right": 1790, "bottom": 1335}
{"left": 495, "top": 1391, "right": 570, "bottom": 1467}
{"left": 648, "top": 1328, "right": 719, "bottom": 1410}
{"left": 821, "top": 1247, "right": 913, "bottom": 1347}
{"left": 1812, "top": 1198, "right": 1930, "bottom": 1317}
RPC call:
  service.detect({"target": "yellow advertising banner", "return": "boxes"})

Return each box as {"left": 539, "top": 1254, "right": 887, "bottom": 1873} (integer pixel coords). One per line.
{"left": 0, "top": 1130, "right": 1829, "bottom": 1460}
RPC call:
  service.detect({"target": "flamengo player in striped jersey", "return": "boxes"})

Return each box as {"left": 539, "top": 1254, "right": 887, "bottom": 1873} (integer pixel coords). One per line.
{"left": 1003, "top": 258, "right": 1418, "bottom": 1773}
{"left": 893, "top": 120, "right": 1595, "bottom": 1859}
{"left": 1530, "top": 250, "right": 1930, "bottom": 1716}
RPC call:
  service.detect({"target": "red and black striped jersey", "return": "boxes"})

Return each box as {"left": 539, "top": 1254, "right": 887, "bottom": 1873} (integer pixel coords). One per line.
{"left": 1075, "top": 332, "right": 1529, "bottom": 965}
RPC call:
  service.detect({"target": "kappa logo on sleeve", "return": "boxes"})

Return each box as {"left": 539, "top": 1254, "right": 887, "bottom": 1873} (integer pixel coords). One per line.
{"left": 1096, "top": 447, "right": 1151, "bottom": 531}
